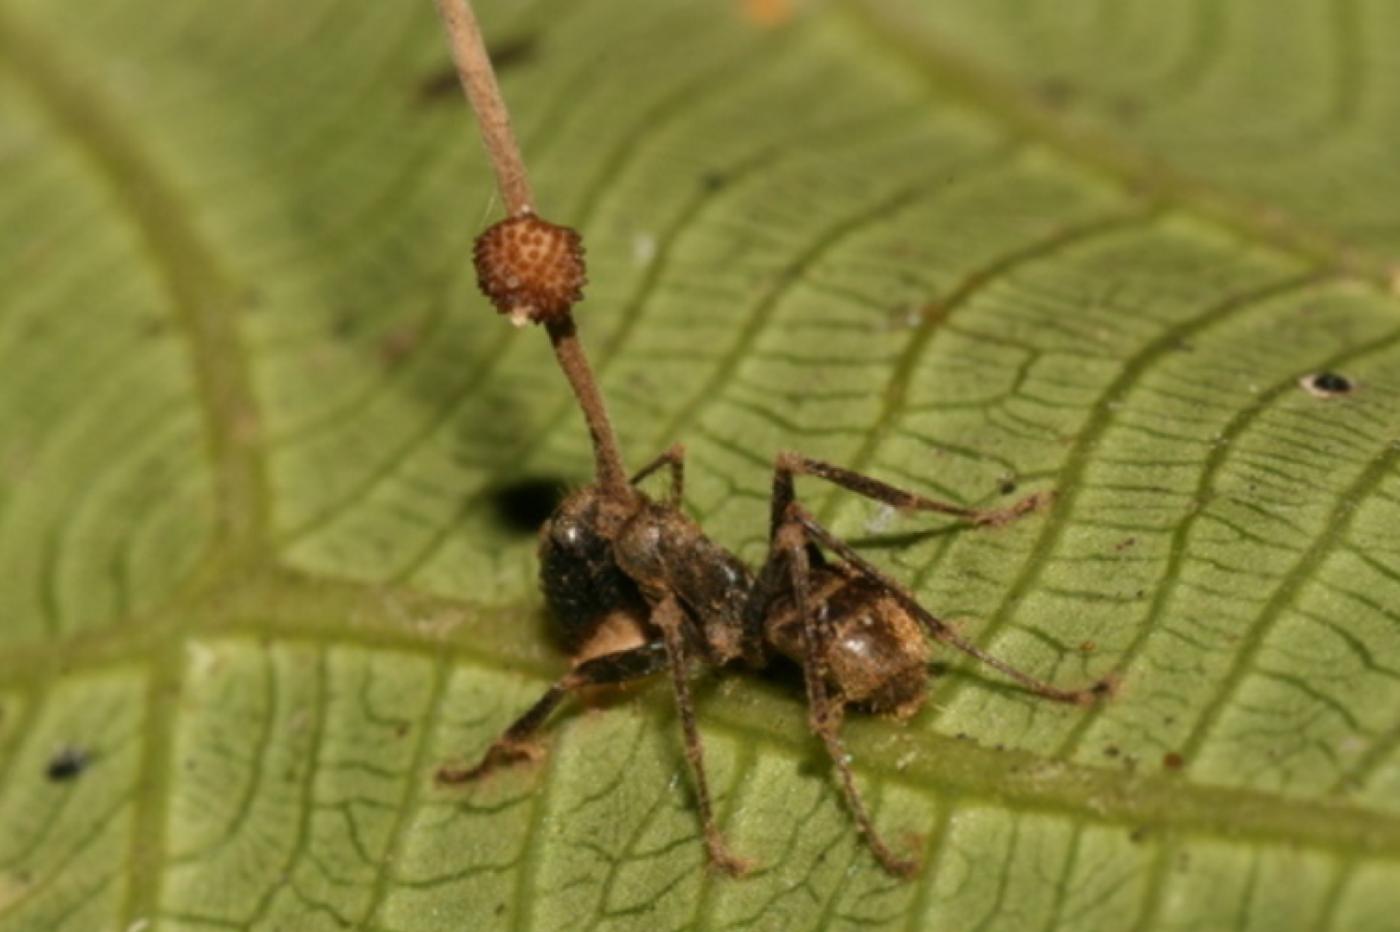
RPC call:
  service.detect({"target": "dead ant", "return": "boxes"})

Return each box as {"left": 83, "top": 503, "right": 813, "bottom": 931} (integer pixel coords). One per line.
{"left": 431, "top": 0, "right": 1113, "bottom": 877}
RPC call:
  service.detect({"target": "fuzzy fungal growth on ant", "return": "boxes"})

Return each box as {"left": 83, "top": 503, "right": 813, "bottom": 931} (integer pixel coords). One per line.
{"left": 431, "top": 0, "right": 1115, "bottom": 878}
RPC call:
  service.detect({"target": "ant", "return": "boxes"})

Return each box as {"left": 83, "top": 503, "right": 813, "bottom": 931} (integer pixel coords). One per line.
{"left": 431, "top": 0, "right": 1113, "bottom": 877}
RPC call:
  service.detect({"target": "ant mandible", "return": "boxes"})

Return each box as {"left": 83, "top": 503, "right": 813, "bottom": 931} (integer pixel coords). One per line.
{"left": 431, "top": 0, "right": 1113, "bottom": 878}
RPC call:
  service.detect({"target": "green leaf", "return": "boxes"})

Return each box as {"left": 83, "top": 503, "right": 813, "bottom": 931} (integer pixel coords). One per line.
{"left": 3, "top": 0, "right": 1400, "bottom": 929}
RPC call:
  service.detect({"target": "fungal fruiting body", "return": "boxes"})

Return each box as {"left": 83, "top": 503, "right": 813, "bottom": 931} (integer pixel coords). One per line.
{"left": 473, "top": 213, "right": 586, "bottom": 326}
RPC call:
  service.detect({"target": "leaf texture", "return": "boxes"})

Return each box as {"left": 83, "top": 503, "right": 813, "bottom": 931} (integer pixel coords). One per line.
{"left": 2, "top": 0, "right": 1400, "bottom": 929}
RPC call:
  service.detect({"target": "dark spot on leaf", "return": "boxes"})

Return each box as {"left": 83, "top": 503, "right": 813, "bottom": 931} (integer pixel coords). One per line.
{"left": 417, "top": 67, "right": 460, "bottom": 102}
{"left": 1114, "top": 536, "right": 1136, "bottom": 552}
{"left": 417, "top": 35, "right": 540, "bottom": 103}
{"left": 1111, "top": 96, "right": 1143, "bottom": 124}
{"left": 1035, "top": 77, "right": 1078, "bottom": 108}
{"left": 998, "top": 478, "right": 1018, "bottom": 495}
{"left": 1104, "top": 745, "right": 1120, "bottom": 758}
{"left": 46, "top": 746, "right": 89, "bottom": 782}
{"left": 1079, "top": 641, "right": 1096, "bottom": 654}
{"left": 487, "top": 34, "right": 541, "bottom": 72}
{"left": 1129, "top": 826, "right": 1149, "bottom": 844}
{"left": 698, "top": 171, "right": 729, "bottom": 192}
{"left": 330, "top": 308, "right": 360, "bottom": 338}
{"left": 1163, "top": 751, "right": 1185, "bottom": 771}
{"left": 1300, "top": 371, "right": 1354, "bottom": 398}
{"left": 490, "top": 477, "right": 567, "bottom": 533}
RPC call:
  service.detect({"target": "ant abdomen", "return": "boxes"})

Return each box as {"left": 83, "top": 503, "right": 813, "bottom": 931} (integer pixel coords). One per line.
{"left": 768, "top": 568, "right": 931, "bottom": 719}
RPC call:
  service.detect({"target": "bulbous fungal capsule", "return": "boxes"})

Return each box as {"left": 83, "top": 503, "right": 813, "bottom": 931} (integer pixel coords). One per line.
{"left": 473, "top": 213, "right": 586, "bottom": 326}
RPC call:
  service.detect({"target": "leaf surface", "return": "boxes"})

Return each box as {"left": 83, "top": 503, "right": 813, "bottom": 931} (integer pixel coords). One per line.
{"left": 3, "top": 0, "right": 1400, "bottom": 929}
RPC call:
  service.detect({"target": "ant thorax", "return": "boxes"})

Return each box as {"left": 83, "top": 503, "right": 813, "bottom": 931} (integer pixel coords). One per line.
{"left": 613, "top": 501, "right": 752, "bottom": 665}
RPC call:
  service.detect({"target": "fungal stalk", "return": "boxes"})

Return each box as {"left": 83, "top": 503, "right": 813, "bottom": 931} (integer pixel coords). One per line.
{"left": 433, "top": 0, "right": 630, "bottom": 499}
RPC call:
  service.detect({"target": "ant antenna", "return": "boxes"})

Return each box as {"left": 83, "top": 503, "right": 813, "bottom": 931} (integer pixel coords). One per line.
{"left": 433, "top": 0, "right": 632, "bottom": 500}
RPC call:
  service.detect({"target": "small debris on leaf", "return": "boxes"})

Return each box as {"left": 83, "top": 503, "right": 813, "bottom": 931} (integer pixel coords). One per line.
{"left": 1299, "top": 371, "right": 1354, "bottom": 398}
{"left": 46, "top": 746, "right": 90, "bottom": 782}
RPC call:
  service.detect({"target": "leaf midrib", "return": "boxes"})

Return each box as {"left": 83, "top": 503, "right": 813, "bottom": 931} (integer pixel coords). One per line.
{"left": 5, "top": 569, "right": 1400, "bottom": 866}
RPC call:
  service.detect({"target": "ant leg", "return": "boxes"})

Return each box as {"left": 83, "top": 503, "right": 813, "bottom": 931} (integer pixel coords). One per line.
{"left": 737, "top": 553, "right": 788, "bottom": 668}
{"left": 792, "top": 506, "right": 1112, "bottom": 705}
{"left": 651, "top": 594, "right": 752, "bottom": 876}
{"left": 775, "top": 519, "right": 919, "bottom": 877}
{"left": 630, "top": 442, "right": 685, "bottom": 505}
{"left": 437, "top": 642, "right": 668, "bottom": 784}
{"left": 774, "top": 451, "right": 1049, "bottom": 531}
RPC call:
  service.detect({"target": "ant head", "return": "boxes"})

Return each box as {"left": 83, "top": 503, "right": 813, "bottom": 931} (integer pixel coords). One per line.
{"left": 539, "top": 487, "right": 648, "bottom": 649}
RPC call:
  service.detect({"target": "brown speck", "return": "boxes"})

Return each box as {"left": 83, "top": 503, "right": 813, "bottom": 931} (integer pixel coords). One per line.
{"left": 378, "top": 322, "right": 423, "bottom": 367}
{"left": 1111, "top": 96, "right": 1143, "bottom": 124}
{"left": 474, "top": 214, "right": 586, "bottom": 325}
{"left": 1163, "top": 751, "right": 1184, "bottom": 771}
{"left": 740, "top": 0, "right": 795, "bottom": 27}
{"left": 1036, "top": 77, "right": 1078, "bottom": 108}
{"left": 1114, "top": 536, "right": 1136, "bottom": 552}
{"left": 1079, "top": 641, "right": 1096, "bottom": 654}
{"left": 1104, "top": 745, "right": 1120, "bottom": 758}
